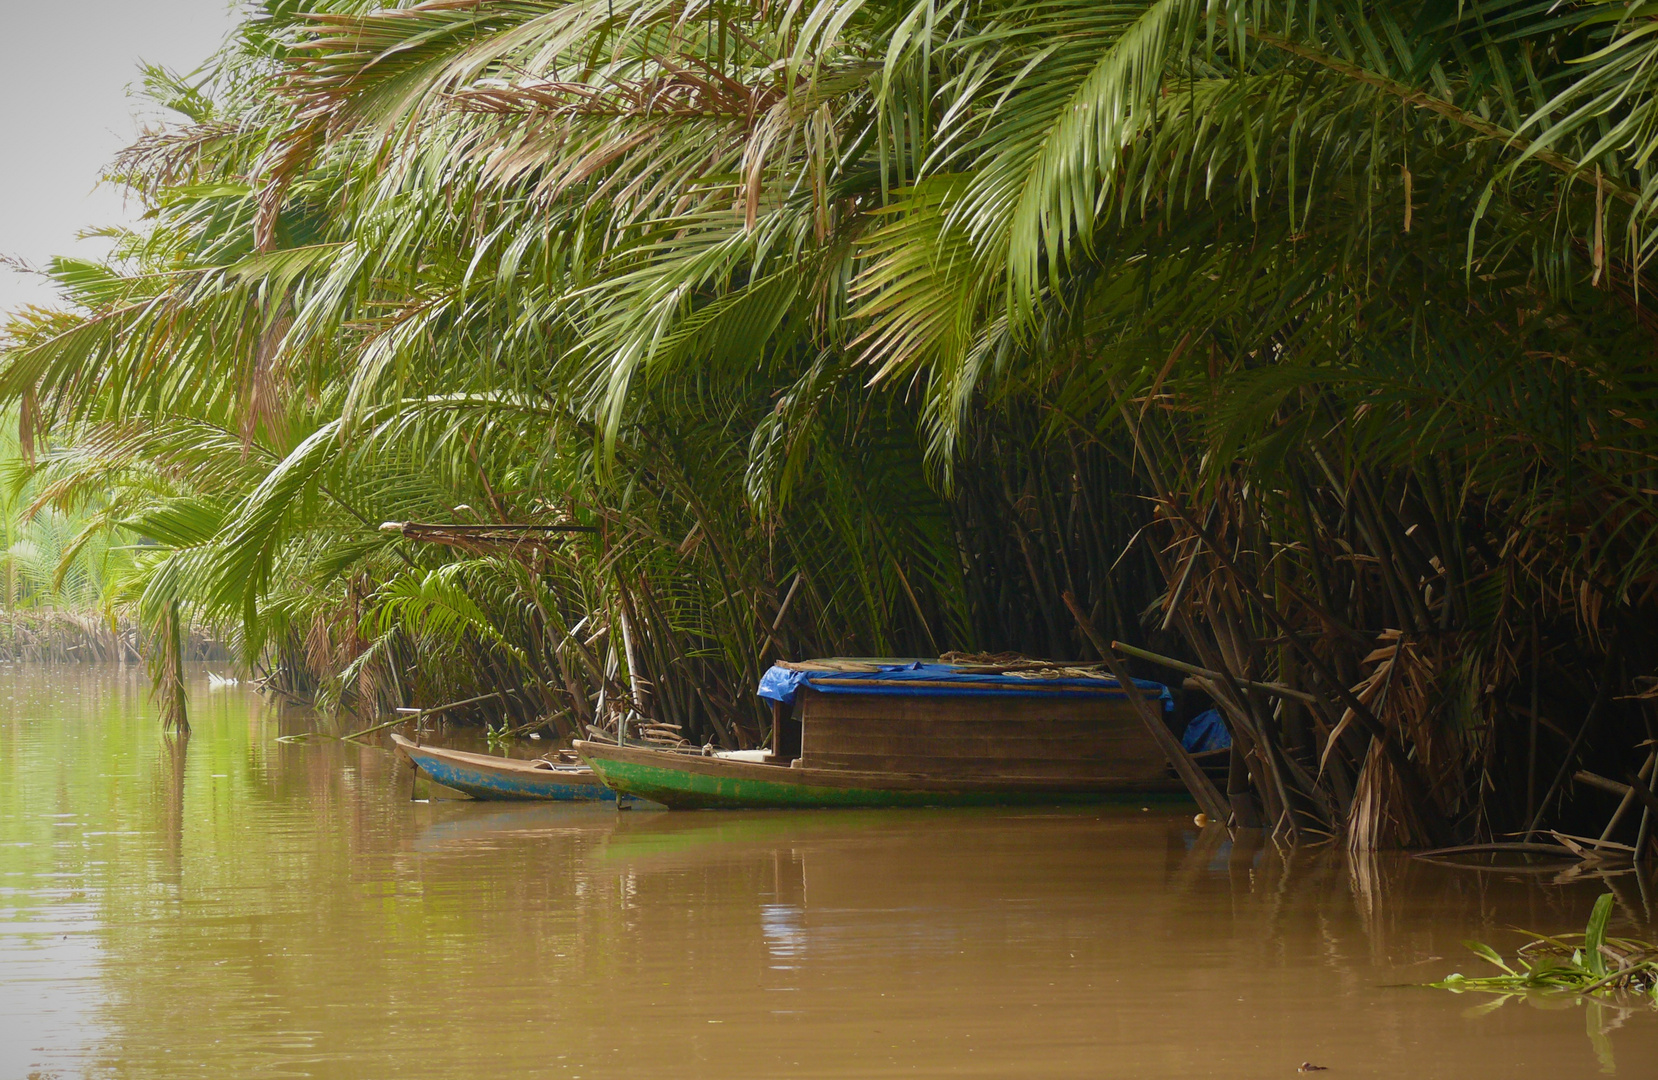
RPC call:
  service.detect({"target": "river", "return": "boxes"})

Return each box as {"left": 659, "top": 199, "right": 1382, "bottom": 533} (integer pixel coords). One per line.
{"left": 0, "top": 666, "right": 1653, "bottom": 1078}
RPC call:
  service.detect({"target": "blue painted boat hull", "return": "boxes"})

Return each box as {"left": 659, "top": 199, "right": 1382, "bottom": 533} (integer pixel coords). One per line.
{"left": 391, "top": 732, "right": 618, "bottom": 801}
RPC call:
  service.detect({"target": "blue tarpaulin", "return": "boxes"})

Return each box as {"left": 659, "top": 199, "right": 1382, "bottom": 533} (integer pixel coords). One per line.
{"left": 1181, "top": 708, "right": 1232, "bottom": 753}
{"left": 756, "top": 661, "right": 1173, "bottom": 712}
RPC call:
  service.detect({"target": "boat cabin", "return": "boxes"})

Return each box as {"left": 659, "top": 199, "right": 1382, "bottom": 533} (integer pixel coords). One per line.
{"left": 758, "top": 658, "right": 1177, "bottom": 786}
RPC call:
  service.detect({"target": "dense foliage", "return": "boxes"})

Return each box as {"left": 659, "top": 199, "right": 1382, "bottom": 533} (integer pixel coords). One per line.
{"left": 5, "top": 0, "right": 1658, "bottom": 847}
{"left": 0, "top": 416, "right": 132, "bottom": 614}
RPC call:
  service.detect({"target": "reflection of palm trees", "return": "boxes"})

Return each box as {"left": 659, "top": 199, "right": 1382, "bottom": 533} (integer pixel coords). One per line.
{"left": 157, "top": 730, "right": 189, "bottom": 884}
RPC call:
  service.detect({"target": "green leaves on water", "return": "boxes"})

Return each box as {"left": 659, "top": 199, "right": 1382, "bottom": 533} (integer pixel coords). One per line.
{"left": 1585, "top": 893, "right": 1614, "bottom": 981}
{"left": 1429, "top": 894, "right": 1658, "bottom": 1005}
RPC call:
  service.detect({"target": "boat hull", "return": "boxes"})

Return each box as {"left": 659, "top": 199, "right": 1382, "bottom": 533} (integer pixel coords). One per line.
{"left": 574, "top": 741, "right": 1187, "bottom": 809}
{"left": 392, "top": 733, "right": 618, "bottom": 801}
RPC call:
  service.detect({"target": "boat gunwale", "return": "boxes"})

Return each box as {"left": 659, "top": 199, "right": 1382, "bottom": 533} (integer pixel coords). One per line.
{"left": 391, "top": 732, "right": 595, "bottom": 778}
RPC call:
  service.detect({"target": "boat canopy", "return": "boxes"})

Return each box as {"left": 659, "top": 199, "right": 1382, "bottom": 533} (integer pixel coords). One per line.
{"left": 757, "top": 660, "right": 1172, "bottom": 711}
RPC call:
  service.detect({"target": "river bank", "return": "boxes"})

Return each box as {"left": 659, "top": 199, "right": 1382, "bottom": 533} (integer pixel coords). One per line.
{"left": 0, "top": 611, "right": 229, "bottom": 664}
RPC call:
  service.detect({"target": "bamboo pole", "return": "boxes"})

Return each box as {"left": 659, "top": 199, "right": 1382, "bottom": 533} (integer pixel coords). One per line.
{"left": 1600, "top": 750, "right": 1657, "bottom": 843}
{"left": 1576, "top": 770, "right": 1636, "bottom": 799}
{"left": 341, "top": 690, "right": 509, "bottom": 742}
{"left": 1062, "top": 591, "right": 1229, "bottom": 822}
{"left": 1525, "top": 637, "right": 1621, "bottom": 839}
{"left": 1110, "top": 640, "right": 1319, "bottom": 704}
{"left": 1527, "top": 623, "right": 1541, "bottom": 824}
{"left": 1633, "top": 764, "right": 1658, "bottom": 867}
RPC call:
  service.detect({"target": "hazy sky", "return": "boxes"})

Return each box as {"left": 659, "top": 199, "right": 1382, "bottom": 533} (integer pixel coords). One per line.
{"left": 0, "top": 0, "right": 239, "bottom": 313}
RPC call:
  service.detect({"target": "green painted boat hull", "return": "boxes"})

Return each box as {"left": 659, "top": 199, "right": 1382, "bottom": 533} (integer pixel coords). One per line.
{"left": 576, "top": 741, "right": 1189, "bottom": 810}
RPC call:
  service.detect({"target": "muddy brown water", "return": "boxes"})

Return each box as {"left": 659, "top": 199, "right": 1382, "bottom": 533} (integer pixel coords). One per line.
{"left": 2, "top": 667, "right": 1655, "bottom": 1078}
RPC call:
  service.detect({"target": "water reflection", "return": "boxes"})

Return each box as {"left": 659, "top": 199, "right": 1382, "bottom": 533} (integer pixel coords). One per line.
{"left": 154, "top": 730, "right": 188, "bottom": 884}
{"left": 0, "top": 666, "right": 1654, "bottom": 1078}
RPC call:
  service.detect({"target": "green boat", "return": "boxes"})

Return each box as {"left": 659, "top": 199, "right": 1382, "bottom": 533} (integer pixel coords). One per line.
{"left": 575, "top": 740, "right": 1187, "bottom": 809}
{"left": 576, "top": 658, "right": 1186, "bottom": 809}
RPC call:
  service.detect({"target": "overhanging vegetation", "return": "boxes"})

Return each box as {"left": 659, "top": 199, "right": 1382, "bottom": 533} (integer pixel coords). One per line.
{"left": 3, "top": 0, "right": 1658, "bottom": 848}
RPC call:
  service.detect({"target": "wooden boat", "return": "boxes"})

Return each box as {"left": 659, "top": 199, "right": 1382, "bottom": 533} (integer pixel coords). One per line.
{"left": 391, "top": 732, "right": 620, "bottom": 801}
{"left": 576, "top": 659, "right": 1186, "bottom": 809}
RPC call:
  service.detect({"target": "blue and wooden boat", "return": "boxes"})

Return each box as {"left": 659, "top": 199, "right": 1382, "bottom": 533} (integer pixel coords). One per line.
{"left": 577, "top": 658, "right": 1185, "bottom": 809}
{"left": 391, "top": 732, "right": 620, "bottom": 801}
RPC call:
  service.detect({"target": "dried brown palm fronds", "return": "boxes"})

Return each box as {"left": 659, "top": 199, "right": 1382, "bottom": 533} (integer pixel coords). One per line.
{"left": 452, "top": 63, "right": 784, "bottom": 125}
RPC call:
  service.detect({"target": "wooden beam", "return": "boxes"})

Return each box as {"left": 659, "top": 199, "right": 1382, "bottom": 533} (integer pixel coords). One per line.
{"left": 1110, "top": 640, "right": 1319, "bottom": 704}
{"left": 1062, "top": 592, "right": 1229, "bottom": 822}
{"left": 1575, "top": 770, "right": 1633, "bottom": 799}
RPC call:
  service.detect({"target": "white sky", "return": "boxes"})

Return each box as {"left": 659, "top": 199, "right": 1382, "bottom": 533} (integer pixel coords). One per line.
{"left": 0, "top": 0, "right": 240, "bottom": 314}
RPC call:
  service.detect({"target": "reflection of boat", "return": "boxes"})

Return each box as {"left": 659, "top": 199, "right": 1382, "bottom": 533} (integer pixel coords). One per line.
{"left": 391, "top": 732, "right": 618, "bottom": 801}
{"left": 577, "top": 659, "right": 1186, "bottom": 809}
{"left": 597, "top": 807, "right": 918, "bottom": 864}
{"left": 412, "top": 802, "right": 622, "bottom": 852}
